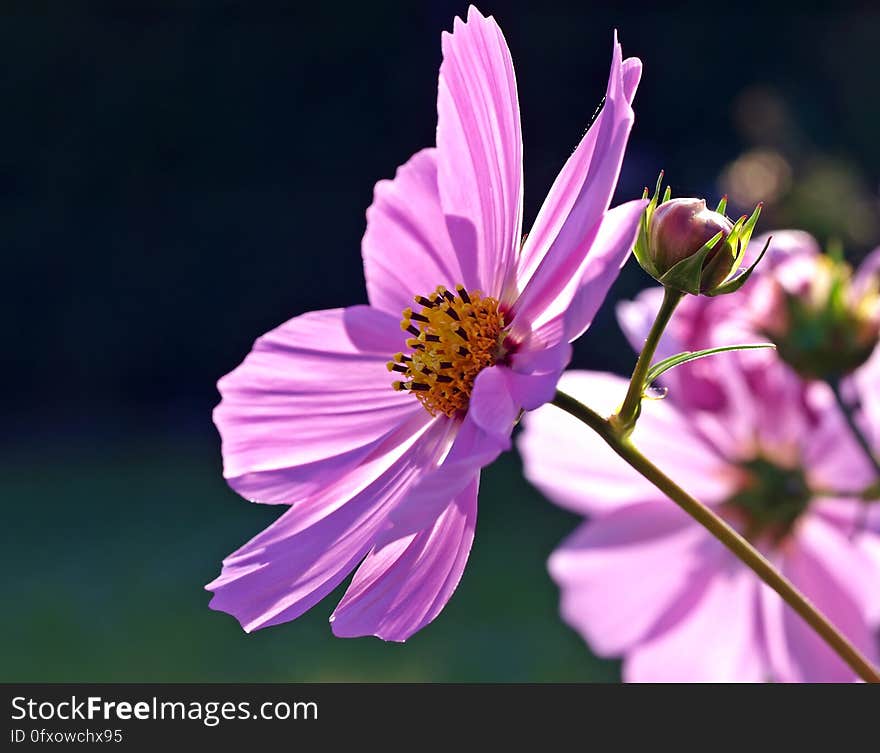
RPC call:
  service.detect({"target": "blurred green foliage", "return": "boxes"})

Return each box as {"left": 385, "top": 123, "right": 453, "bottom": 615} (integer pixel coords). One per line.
{"left": 1, "top": 439, "right": 618, "bottom": 682}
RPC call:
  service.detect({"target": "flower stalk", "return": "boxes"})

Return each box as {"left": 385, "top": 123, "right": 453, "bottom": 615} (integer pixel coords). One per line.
{"left": 827, "top": 378, "right": 880, "bottom": 536}
{"left": 551, "top": 388, "right": 880, "bottom": 683}
{"left": 614, "top": 286, "right": 683, "bottom": 435}
{"left": 828, "top": 378, "right": 880, "bottom": 481}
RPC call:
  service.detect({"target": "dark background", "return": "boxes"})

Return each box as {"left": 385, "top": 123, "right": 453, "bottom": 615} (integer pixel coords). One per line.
{"left": 3, "top": 0, "right": 878, "bottom": 680}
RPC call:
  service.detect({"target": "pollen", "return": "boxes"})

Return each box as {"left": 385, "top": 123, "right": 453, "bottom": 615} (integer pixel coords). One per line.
{"left": 388, "top": 285, "right": 506, "bottom": 417}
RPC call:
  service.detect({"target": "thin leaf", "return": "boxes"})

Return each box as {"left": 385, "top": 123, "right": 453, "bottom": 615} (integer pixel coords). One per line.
{"left": 646, "top": 343, "right": 776, "bottom": 384}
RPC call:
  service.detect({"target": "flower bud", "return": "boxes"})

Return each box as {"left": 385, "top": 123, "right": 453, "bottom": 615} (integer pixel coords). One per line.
{"left": 752, "top": 253, "right": 880, "bottom": 379}
{"left": 649, "top": 199, "right": 736, "bottom": 291}
{"left": 632, "top": 174, "right": 767, "bottom": 297}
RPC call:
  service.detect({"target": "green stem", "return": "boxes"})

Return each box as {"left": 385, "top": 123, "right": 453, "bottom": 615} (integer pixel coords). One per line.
{"left": 552, "top": 388, "right": 880, "bottom": 684}
{"left": 828, "top": 378, "right": 879, "bottom": 536}
{"left": 828, "top": 378, "right": 880, "bottom": 480}
{"left": 616, "top": 287, "right": 684, "bottom": 434}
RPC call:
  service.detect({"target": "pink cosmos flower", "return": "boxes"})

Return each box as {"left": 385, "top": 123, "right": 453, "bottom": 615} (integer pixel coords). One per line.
{"left": 520, "top": 364, "right": 880, "bottom": 681}
{"left": 206, "top": 6, "right": 646, "bottom": 641}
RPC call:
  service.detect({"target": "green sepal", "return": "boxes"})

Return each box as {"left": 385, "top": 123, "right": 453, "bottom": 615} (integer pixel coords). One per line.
{"left": 632, "top": 207, "right": 658, "bottom": 276}
{"left": 715, "top": 195, "right": 728, "bottom": 215}
{"left": 703, "top": 202, "right": 765, "bottom": 292}
{"left": 652, "top": 171, "right": 665, "bottom": 203}
{"left": 632, "top": 171, "right": 666, "bottom": 278}
{"left": 738, "top": 202, "right": 764, "bottom": 245}
{"left": 705, "top": 235, "right": 771, "bottom": 297}
{"left": 646, "top": 343, "right": 777, "bottom": 384}
{"left": 657, "top": 231, "right": 723, "bottom": 295}
{"left": 730, "top": 202, "right": 764, "bottom": 272}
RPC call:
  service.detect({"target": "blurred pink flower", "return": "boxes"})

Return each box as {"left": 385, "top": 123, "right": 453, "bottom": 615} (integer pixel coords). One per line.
{"left": 520, "top": 362, "right": 880, "bottom": 681}
{"left": 521, "top": 231, "right": 880, "bottom": 680}
{"left": 622, "top": 229, "right": 880, "bottom": 447}
{"left": 206, "top": 7, "right": 646, "bottom": 641}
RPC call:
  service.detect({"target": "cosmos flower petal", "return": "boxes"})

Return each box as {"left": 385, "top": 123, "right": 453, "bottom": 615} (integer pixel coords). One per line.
{"left": 560, "top": 199, "right": 647, "bottom": 341}
{"left": 852, "top": 346, "right": 880, "bottom": 450}
{"left": 214, "top": 306, "right": 430, "bottom": 505}
{"left": 513, "top": 34, "right": 638, "bottom": 323}
{"left": 858, "top": 533, "right": 880, "bottom": 625}
{"left": 205, "top": 420, "right": 451, "bottom": 632}
{"left": 511, "top": 200, "right": 646, "bottom": 347}
{"left": 712, "top": 353, "right": 816, "bottom": 452}
{"left": 762, "top": 517, "right": 878, "bottom": 682}
{"left": 330, "top": 475, "right": 478, "bottom": 641}
{"left": 808, "top": 496, "right": 869, "bottom": 534}
{"left": 466, "top": 365, "right": 520, "bottom": 443}
{"left": 519, "top": 371, "right": 735, "bottom": 516}
{"left": 804, "top": 384, "right": 877, "bottom": 493}
{"left": 505, "top": 340, "right": 573, "bottom": 410}
{"left": 510, "top": 337, "right": 574, "bottom": 375}
{"left": 794, "top": 515, "right": 880, "bottom": 628}
{"left": 621, "top": 55, "right": 642, "bottom": 101}
{"left": 549, "top": 502, "right": 711, "bottom": 657}
{"left": 623, "top": 557, "right": 765, "bottom": 682}
{"left": 437, "top": 6, "right": 523, "bottom": 298}
{"left": 388, "top": 380, "right": 514, "bottom": 539}
{"left": 743, "top": 229, "right": 820, "bottom": 270}
{"left": 362, "top": 148, "right": 465, "bottom": 316}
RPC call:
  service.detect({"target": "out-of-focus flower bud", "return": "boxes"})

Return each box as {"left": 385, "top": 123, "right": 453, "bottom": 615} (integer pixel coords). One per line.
{"left": 633, "top": 174, "right": 768, "bottom": 296}
{"left": 752, "top": 251, "right": 880, "bottom": 379}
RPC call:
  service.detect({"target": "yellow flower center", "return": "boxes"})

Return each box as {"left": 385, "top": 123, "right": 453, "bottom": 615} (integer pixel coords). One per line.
{"left": 388, "top": 285, "right": 506, "bottom": 417}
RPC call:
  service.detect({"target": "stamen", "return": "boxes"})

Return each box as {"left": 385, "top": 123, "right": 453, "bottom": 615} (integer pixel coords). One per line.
{"left": 389, "top": 284, "right": 507, "bottom": 417}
